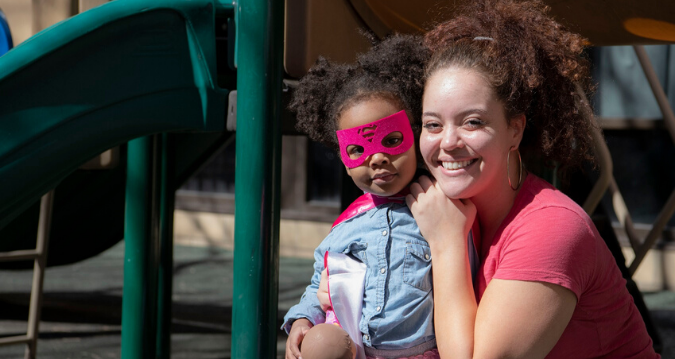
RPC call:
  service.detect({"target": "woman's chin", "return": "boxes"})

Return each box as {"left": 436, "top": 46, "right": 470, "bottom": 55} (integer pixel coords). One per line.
{"left": 435, "top": 179, "right": 477, "bottom": 200}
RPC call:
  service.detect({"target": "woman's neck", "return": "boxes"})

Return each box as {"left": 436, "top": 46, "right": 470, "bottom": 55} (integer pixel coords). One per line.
{"left": 472, "top": 177, "right": 524, "bottom": 245}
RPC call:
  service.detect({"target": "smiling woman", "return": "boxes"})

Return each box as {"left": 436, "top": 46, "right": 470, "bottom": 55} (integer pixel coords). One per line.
{"left": 406, "top": 0, "right": 661, "bottom": 358}
{"left": 420, "top": 67, "right": 524, "bottom": 201}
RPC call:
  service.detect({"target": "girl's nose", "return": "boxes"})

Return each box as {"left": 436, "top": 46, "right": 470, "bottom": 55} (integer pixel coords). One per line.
{"left": 369, "top": 152, "right": 390, "bottom": 167}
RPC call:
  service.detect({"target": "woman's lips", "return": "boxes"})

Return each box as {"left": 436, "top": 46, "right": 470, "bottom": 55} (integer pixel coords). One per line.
{"left": 441, "top": 158, "right": 478, "bottom": 170}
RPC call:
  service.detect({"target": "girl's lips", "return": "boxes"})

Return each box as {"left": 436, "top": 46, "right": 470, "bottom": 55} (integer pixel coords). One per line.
{"left": 372, "top": 173, "right": 396, "bottom": 184}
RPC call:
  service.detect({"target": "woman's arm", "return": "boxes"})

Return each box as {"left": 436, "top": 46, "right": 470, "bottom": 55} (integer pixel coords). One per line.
{"left": 408, "top": 177, "right": 577, "bottom": 359}
{"left": 473, "top": 279, "right": 576, "bottom": 358}
{"left": 408, "top": 177, "right": 477, "bottom": 358}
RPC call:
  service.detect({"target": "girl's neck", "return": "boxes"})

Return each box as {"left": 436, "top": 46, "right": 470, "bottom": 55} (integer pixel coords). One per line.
{"left": 472, "top": 175, "right": 525, "bottom": 245}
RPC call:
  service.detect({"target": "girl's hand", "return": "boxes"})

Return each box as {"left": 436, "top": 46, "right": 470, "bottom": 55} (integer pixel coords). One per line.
{"left": 317, "top": 269, "right": 331, "bottom": 312}
{"left": 286, "top": 318, "right": 312, "bottom": 359}
{"left": 406, "top": 175, "right": 476, "bottom": 248}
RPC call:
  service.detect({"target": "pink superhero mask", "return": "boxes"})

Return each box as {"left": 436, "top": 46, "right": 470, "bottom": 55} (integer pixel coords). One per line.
{"left": 336, "top": 110, "right": 414, "bottom": 168}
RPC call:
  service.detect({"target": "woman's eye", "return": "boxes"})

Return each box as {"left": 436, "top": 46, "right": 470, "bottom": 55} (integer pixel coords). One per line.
{"left": 464, "top": 118, "right": 485, "bottom": 128}
{"left": 347, "top": 145, "right": 364, "bottom": 159}
{"left": 422, "top": 122, "right": 441, "bottom": 132}
{"left": 382, "top": 132, "right": 403, "bottom": 148}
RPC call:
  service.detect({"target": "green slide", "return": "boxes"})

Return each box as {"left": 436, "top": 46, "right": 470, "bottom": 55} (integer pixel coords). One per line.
{"left": 0, "top": 0, "right": 235, "bottom": 267}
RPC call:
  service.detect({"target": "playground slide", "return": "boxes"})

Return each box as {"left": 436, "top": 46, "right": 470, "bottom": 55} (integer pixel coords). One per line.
{"left": 0, "top": 0, "right": 235, "bottom": 267}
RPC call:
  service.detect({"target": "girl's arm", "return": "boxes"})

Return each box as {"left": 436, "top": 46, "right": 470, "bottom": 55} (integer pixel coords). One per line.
{"left": 408, "top": 178, "right": 577, "bottom": 359}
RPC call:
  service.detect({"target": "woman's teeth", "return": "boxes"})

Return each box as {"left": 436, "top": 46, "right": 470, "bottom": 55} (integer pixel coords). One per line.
{"left": 442, "top": 159, "right": 475, "bottom": 170}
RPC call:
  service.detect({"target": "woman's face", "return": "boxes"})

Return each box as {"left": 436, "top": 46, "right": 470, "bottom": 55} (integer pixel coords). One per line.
{"left": 420, "top": 67, "right": 524, "bottom": 200}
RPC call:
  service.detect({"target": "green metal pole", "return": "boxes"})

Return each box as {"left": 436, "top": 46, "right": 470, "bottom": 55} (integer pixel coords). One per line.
{"left": 156, "top": 133, "right": 175, "bottom": 359}
{"left": 122, "top": 135, "right": 161, "bottom": 359}
{"left": 231, "top": 0, "right": 284, "bottom": 356}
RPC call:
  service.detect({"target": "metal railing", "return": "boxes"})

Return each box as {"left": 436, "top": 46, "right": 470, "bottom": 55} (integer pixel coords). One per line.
{"left": 582, "top": 45, "right": 675, "bottom": 277}
{"left": 0, "top": 191, "right": 54, "bottom": 359}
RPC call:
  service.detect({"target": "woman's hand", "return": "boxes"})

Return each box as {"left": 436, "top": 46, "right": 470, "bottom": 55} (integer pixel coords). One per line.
{"left": 407, "top": 175, "right": 477, "bottom": 358}
{"left": 407, "top": 175, "right": 476, "bottom": 247}
{"left": 317, "top": 269, "right": 331, "bottom": 312}
{"left": 286, "top": 318, "right": 312, "bottom": 359}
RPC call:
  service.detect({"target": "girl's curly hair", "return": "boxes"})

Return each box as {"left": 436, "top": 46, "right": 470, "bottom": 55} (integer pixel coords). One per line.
{"left": 425, "top": 0, "right": 598, "bottom": 172}
{"left": 290, "top": 34, "right": 430, "bottom": 150}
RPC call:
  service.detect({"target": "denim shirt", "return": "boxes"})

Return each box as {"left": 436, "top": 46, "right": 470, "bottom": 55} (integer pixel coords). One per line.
{"left": 282, "top": 202, "right": 436, "bottom": 349}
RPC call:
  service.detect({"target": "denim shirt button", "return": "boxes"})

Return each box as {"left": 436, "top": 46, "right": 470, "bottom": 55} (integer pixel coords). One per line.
{"left": 376, "top": 306, "right": 381, "bottom": 312}
{"left": 380, "top": 267, "right": 386, "bottom": 274}
{"left": 364, "top": 334, "right": 369, "bottom": 341}
{"left": 425, "top": 254, "right": 430, "bottom": 260}
{"left": 382, "top": 230, "right": 388, "bottom": 236}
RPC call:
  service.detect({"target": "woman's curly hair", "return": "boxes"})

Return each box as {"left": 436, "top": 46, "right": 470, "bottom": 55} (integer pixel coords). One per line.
{"left": 425, "top": 0, "right": 598, "bottom": 172}
{"left": 290, "top": 34, "right": 430, "bottom": 151}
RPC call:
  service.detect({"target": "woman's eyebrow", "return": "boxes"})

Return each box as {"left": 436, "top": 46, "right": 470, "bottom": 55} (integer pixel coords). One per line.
{"left": 457, "top": 108, "right": 488, "bottom": 117}
{"left": 422, "top": 111, "right": 441, "bottom": 118}
{"left": 422, "top": 108, "right": 488, "bottom": 119}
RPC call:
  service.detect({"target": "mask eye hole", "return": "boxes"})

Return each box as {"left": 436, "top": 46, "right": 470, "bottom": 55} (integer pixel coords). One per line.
{"left": 346, "top": 145, "right": 364, "bottom": 159}
{"left": 382, "top": 131, "right": 403, "bottom": 148}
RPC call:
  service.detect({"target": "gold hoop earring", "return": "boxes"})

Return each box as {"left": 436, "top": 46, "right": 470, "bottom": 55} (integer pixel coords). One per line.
{"left": 507, "top": 146, "right": 523, "bottom": 191}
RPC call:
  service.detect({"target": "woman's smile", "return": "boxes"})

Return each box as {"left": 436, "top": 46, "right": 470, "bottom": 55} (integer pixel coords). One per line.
{"left": 441, "top": 158, "right": 479, "bottom": 171}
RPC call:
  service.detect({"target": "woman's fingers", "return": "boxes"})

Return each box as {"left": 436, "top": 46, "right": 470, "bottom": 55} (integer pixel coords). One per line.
{"left": 417, "top": 175, "right": 434, "bottom": 191}
{"left": 408, "top": 182, "right": 422, "bottom": 198}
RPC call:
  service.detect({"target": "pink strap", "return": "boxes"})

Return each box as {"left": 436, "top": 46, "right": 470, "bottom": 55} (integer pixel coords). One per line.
{"left": 332, "top": 189, "right": 410, "bottom": 229}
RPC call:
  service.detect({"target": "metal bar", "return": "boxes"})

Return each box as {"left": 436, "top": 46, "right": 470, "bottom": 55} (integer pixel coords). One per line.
{"left": 121, "top": 135, "right": 161, "bottom": 359}
{"left": 634, "top": 45, "right": 675, "bottom": 141}
{"left": 629, "top": 188, "right": 675, "bottom": 275}
{"left": 608, "top": 178, "right": 641, "bottom": 251}
{"left": 627, "top": 45, "right": 675, "bottom": 275}
{"left": 231, "top": 0, "right": 284, "bottom": 357}
{"left": 575, "top": 84, "right": 612, "bottom": 215}
{"left": 24, "top": 190, "right": 55, "bottom": 359}
{"left": 0, "top": 335, "right": 30, "bottom": 346}
{"left": 0, "top": 250, "right": 40, "bottom": 262}
{"left": 155, "top": 133, "right": 175, "bottom": 359}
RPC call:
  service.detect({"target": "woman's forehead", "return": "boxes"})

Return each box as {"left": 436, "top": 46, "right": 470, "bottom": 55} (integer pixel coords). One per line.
{"left": 423, "top": 68, "right": 499, "bottom": 113}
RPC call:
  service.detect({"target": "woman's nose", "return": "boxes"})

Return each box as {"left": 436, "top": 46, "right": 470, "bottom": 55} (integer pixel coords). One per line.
{"left": 440, "top": 126, "right": 463, "bottom": 150}
{"left": 369, "top": 152, "right": 390, "bottom": 167}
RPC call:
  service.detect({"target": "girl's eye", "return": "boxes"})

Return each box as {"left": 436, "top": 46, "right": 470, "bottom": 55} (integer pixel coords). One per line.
{"left": 382, "top": 132, "right": 403, "bottom": 148}
{"left": 346, "top": 145, "right": 364, "bottom": 159}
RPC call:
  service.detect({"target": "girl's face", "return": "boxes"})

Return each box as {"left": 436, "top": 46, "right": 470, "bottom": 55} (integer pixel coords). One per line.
{"left": 338, "top": 98, "right": 417, "bottom": 196}
{"left": 421, "top": 67, "right": 524, "bottom": 200}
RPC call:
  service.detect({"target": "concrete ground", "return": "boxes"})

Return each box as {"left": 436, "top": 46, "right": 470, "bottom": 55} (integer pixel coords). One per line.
{"left": 0, "top": 241, "right": 308, "bottom": 359}
{"left": 0, "top": 241, "right": 674, "bottom": 359}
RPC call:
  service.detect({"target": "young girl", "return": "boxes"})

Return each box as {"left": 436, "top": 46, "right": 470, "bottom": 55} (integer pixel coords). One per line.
{"left": 282, "top": 35, "right": 477, "bottom": 359}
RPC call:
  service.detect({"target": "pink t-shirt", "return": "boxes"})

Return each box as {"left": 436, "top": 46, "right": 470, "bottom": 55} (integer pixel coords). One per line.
{"left": 476, "top": 174, "right": 659, "bottom": 359}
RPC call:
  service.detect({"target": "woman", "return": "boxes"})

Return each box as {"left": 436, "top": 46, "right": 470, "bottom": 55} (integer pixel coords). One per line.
{"left": 406, "top": 0, "right": 660, "bottom": 358}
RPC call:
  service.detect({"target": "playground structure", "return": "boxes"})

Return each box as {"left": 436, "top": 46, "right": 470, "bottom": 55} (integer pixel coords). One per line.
{"left": 0, "top": 0, "right": 674, "bottom": 358}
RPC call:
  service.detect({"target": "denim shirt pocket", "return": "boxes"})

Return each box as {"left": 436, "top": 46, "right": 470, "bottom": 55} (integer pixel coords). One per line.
{"left": 403, "top": 239, "right": 432, "bottom": 291}
{"left": 342, "top": 241, "right": 368, "bottom": 265}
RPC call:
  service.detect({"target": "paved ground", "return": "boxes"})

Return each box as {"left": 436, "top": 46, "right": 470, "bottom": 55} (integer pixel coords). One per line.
{"left": 0, "top": 241, "right": 673, "bottom": 358}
